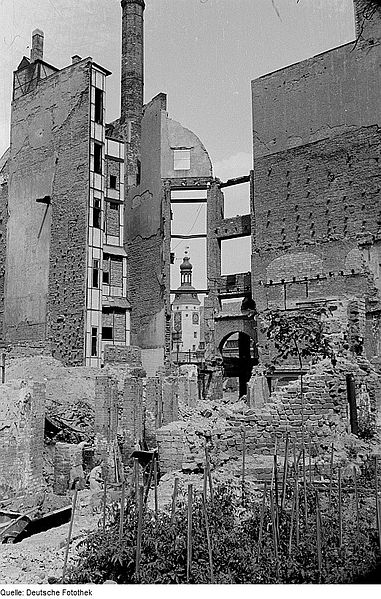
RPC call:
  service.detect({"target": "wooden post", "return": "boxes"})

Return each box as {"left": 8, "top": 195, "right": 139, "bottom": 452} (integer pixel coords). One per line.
{"left": 316, "top": 491, "right": 322, "bottom": 583}
{"left": 270, "top": 488, "right": 279, "bottom": 582}
{"left": 62, "top": 486, "right": 78, "bottom": 583}
{"left": 119, "top": 481, "right": 125, "bottom": 543}
{"left": 281, "top": 433, "right": 289, "bottom": 511}
{"left": 102, "top": 466, "right": 108, "bottom": 534}
{"left": 295, "top": 477, "right": 300, "bottom": 546}
{"left": 170, "top": 477, "right": 179, "bottom": 525}
{"left": 258, "top": 482, "right": 267, "bottom": 560}
{"left": 144, "top": 456, "right": 155, "bottom": 506}
{"left": 205, "top": 445, "right": 214, "bottom": 504}
{"left": 354, "top": 466, "right": 359, "bottom": 537}
{"left": 133, "top": 457, "right": 140, "bottom": 504}
{"left": 338, "top": 467, "right": 342, "bottom": 549}
{"left": 302, "top": 441, "right": 307, "bottom": 526}
{"left": 308, "top": 434, "right": 312, "bottom": 485}
{"left": 242, "top": 428, "right": 246, "bottom": 502}
{"left": 153, "top": 455, "right": 158, "bottom": 519}
{"left": 187, "top": 484, "right": 193, "bottom": 583}
{"left": 202, "top": 496, "right": 214, "bottom": 583}
{"left": 288, "top": 478, "right": 296, "bottom": 556}
{"left": 328, "top": 443, "right": 334, "bottom": 511}
{"left": 135, "top": 485, "right": 144, "bottom": 581}
{"left": 375, "top": 456, "right": 381, "bottom": 551}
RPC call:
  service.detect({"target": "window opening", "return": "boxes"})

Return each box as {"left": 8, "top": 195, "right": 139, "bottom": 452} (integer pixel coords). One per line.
{"left": 91, "top": 327, "right": 98, "bottom": 357}
{"left": 92, "top": 259, "right": 99, "bottom": 288}
{"left": 110, "top": 175, "right": 117, "bottom": 189}
{"left": 174, "top": 149, "right": 190, "bottom": 171}
{"left": 94, "top": 142, "right": 102, "bottom": 175}
{"left": 93, "top": 199, "right": 101, "bottom": 229}
{"left": 94, "top": 88, "right": 103, "bottom": 124}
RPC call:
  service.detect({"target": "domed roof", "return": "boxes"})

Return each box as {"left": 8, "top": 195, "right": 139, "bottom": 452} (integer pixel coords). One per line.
{"left": 180, "top": 256, "right": 192, "bottom": 271}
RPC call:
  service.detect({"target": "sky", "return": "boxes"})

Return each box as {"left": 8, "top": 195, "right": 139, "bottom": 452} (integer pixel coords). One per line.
{"left": 0, "top": 0, "right": 356, "bottom": 291}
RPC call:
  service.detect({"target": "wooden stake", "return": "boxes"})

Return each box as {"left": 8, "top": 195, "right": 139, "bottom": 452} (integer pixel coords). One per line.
{"left": 353, "top": 466, "right": 359, "bottom": 538}
{"left": 288, "top": 478, "right": 297, "bottom": 556}
{"left": 1, "top": 353, "right": 5, "bottom": 384}
{"left": 258, "top": 482, "right": 267, "bottom": 560}
{"left": 143, "top": 455, "right": 155, "bottom": 506}
{"left": 133, "top": 457, "right": 139, "bottom": 504}
{"left": 153, "top": 455, "right": 158, "bottom": 519}
{"left": 242, "top": 428, "right": 246, "bottom": 502}
{"left": 375, "top": 456, "right": 381, "bottom": 551}
{"left": 316, "top": 491, "right": 322, "bottom": 584}
{"left": 102, "top": 467, "right": 108, "bottom": 534}
{"left": 205, "top": 445, "right": 214, "bottom": 504}
{"left": 135, "top": 485, "right": 144, "bottom": 581}
{"left": 328, "top": 443, "right": 334, "bottom": 511}
{"left": 119, "top": 481, "right": 125, "bottom": 543}
{"left": 274, "top": 438, "right": 279, "bottom": 510}
{"left": 338, "top": 467, "right": 342, "bottom": 549}
{"left": 170, "top": 477, "right": 179, "bottom": 525}
{"left": 302, "top": 442, "right": 307, "bottom": 526}
{"left": 270, "top": 488, "right": 279, "bottom": 581}
{"left": 281, "top": 433, "right": 289, "bottom": 511}
{"left": 202, "top": 496, "right": 214, "bottom": 583}
{"left": 308, "top": 434, "right": 312, "bottom": 484}
{"left": 187, "top": 484, "right": 193, "bottom": 583}
{"left": 62, "top": 486, "right": 78, "bottom": 583}
{"left": 295, "top": 477, "right": 300, "bottom": 546}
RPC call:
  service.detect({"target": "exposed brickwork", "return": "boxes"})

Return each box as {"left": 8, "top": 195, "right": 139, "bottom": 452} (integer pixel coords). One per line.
{"left": 54, "top": 442, "right": 84, "bottom": 495}
{"left": 0, "top": 381, "right": 45, "bottom": 497}
{"left": 156, "top": 358, "right": 381, "bottom": 474}
{"left": 103, "top": 344, "right": 142, "bottom": 366}
{"left": 94, "top": 375, "right": 119, "bottom": 472}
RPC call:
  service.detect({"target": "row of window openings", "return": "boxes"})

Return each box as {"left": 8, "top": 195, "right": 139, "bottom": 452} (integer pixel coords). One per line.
{"left": 92, "top": 199, "right": 119, "bottom": 229}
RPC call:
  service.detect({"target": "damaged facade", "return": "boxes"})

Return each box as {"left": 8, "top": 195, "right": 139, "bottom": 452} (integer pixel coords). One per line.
{"left": 0, "top": 0, "right": 381, "bottom": 497}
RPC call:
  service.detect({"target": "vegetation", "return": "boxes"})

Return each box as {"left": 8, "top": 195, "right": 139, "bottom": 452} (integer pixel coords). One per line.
{"left": 65, "top": 481, "right": 381, "bottom": 584}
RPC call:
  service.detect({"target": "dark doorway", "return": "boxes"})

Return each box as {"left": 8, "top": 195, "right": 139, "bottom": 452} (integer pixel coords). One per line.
{"left": 220, "top": 332, "right": 257, "bottom": 398}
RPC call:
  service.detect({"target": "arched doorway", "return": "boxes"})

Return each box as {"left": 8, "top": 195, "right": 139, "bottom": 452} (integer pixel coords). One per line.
{"left": 219, "top": 332, "right": 258, "bottom": 398}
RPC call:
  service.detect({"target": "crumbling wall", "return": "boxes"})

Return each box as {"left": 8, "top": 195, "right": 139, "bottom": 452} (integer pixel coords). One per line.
{"left": 54, "top": 442, "right": 84, "bottom": 495}
{"left": 5, "top": 59, "right": 91, "bottom": 364}
{"left": 156, "top": 358, "right": 380, "bottom": 474}
{"left": 0, "top": 381, "right": 45, "bottom": 497}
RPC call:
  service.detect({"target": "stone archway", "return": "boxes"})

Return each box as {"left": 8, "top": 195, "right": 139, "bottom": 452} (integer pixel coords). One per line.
{"left": 218, "top": 323, "right": 258, "bottom": 398}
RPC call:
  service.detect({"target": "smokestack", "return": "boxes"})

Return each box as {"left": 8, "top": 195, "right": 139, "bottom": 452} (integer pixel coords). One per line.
{"left": 30, "top": 29, "right": 44, "bottom": 63}
{"left": 121, "top": 0, "right": 145, "bottom": 186}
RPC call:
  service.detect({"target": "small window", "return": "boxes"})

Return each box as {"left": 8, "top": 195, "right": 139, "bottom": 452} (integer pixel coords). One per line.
{"left": 93, "top": 199, "right": 101, "bottom": 229}
{"left": 94, "top": 142, "right": 102, "bottom": 175}
{"left": 103, "top": 270, "right": 110, "bottom": 284}
{"left": 194, "top": 331, "right": 197, "bottom": 338}
{"left": 92, "top": 259, "right": 99, "bottom": 288}
{"left": 109, "top": 202, "right": 119, "bottom": 211}
{"left": 192, "top": 345, "right": 196, "bottom": 351}
{"left": 94, "top": 88, "right": 103, "bottom": 124}
{"left": 91, "top": 327, "right": 98, "bottom": 357}
{"left": 137, "top": 159, "right": 141, "bottom": 185}
{"left": 102, "top": 327, "right": 113, "bottom": 340}
{"left": 174, "top": 149, "right": 190, "bottom": 171}
{"left": 110, "top": 175, "right": 117, "bottom": 189}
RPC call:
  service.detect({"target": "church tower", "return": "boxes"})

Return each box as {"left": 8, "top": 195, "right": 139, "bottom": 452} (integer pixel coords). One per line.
{"left": 172, "top": 252, "right": 201, "bottom": 354}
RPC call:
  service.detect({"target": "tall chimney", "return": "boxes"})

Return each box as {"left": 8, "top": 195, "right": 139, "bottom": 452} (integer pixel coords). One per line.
{"left": 121, "top": 0, "right": 145, "bottom": 187}
{"left": 30, "top": 29, "right": 44, "bottom": 63}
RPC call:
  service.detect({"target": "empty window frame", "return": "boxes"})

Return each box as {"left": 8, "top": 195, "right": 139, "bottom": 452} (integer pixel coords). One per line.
{"left": 93, "top": 199, "right": 101, "bottom": 229}
{"left": 91, "top": 327, "right": 98, "bottom": 356}
{"left": 94, "top": 88, "right": 103, "bottom": 124}
{"left": 173, "top": 149, "right": 190, "bottom": 171}
{"left": 110, "top": 175, "right": 117, "bottom": 189}
{"left": 94, "top": 142, "right": 103, "bottom": 175}
{"left": 92, "top": 259, "right": 99, "bottom": 288}
{"left": 102, "top": 327, "right": 113, "bottom": 340}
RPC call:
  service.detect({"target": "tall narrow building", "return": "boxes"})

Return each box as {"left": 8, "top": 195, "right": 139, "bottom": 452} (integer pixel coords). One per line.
{"left": 172, "top": 253, "right": 201, "bottom": 355}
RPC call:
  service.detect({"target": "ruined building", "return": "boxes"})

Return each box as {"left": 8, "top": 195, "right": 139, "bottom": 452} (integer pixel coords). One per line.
{"left": 249, "top": 0, "right": 381, "bottom": 388}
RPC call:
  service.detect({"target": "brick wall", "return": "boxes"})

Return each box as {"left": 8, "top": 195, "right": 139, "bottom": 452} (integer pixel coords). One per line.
{"left": 156, "top": 358, "right": 380, "bottom": 474}
{"left": 0, "top": 381, "right": 45, "bottom": 497}
{"left": 54, "top": 442, "right": 84, "bottom": 495}
{"left": 94, "top": 375, "right": 119, "bottom": 473}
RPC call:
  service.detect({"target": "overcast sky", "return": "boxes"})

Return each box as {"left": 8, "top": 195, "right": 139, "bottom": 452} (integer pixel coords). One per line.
{"left": 1, "top": 0, "right": 355, "bottom": 169}
{"left": 0, "top": 0, "right": 356, "bottom": 291}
